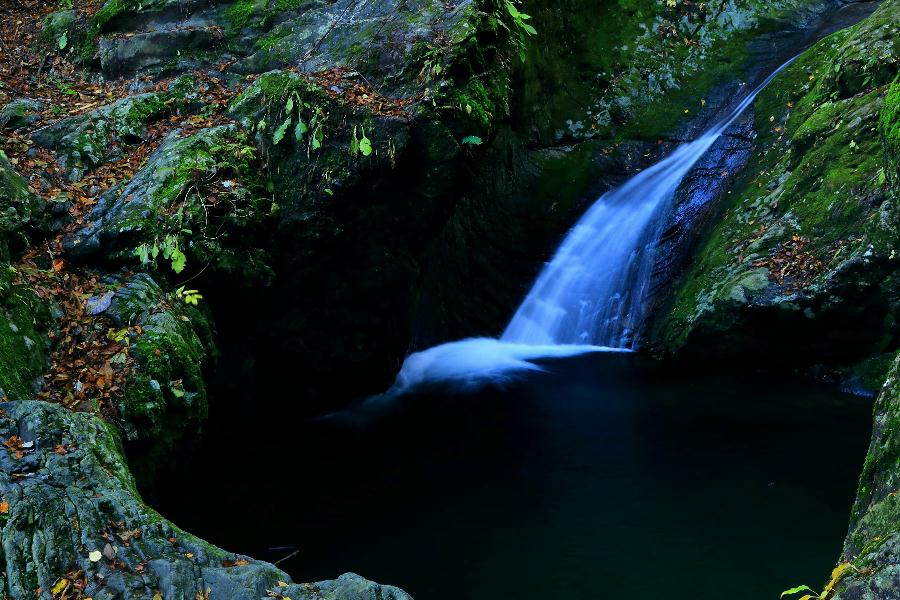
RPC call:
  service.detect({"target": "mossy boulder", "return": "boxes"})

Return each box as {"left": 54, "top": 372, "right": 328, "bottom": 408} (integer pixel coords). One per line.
{"left": 883, "top": 76, "right": 900, "bottom": 195}
{"left": 0, "top": 99, "right": 43, "bottom": 131}
{"left": 828, "top": 351, "right": 900, "bottom": 598}
{"left": 0, "top": 152, "right": 46, "bottom": 262}
{"left": 64, "top": 124, "right": 273, "bottom": 284}
{"left": 651, "top": 0, "right": 900, "bottom": 367}
{"left": 86, "top": 274, "right": 213, "bottom": 478}
{"left": 0, "top": 268, "right": 50, "bottom": 402}
{"left": 0, "top": 399, "right": 411, "bottom": 599}
{"left": 31, "top": 93, "right": 170, "bottom": 177}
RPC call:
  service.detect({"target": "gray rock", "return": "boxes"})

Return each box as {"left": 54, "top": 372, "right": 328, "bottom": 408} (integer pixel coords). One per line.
{"left": 0, "top": 152, "right": 46, "bottom": 260}
{"left": 0, "top": 99, "right": 44, "bottom": 130}
{"left": 99, "top": 27, "right": 219, "bottom": 77}
{"left": 62, "top": 124, "right": 257, "bottom": 262}
{"left": 31, "top": 93, "right": 169, "bottom": 173}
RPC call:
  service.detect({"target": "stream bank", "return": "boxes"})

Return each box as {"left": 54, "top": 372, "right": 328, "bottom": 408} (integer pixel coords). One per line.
{"left": 0, "top": 0, "right": 896, "bottom": 597}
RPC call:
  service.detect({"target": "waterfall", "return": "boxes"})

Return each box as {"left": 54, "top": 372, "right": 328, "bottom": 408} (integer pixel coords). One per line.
{"left": 502, "top": 57, "right": 796, "bottom": 349}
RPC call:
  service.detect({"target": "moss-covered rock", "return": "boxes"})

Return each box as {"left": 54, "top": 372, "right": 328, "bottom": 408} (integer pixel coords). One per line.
{"left": 0, "top": 152, "right": 46, "bottom": 263}
{"left": 0, "top": 99, "right": 43, "bottom": 131}
{"left": 31, "top": 93, "right": 170, "bottom": 177}
{"left": 826, "top": 351, "right": 900, "bottom": 598}
{"left": 651, "top": 0, "right": 900, "bottom": 367}
{"left": 0, "top": 268, "right": 50, "bottom": 402}
{"left": 883, "top": 76, "right": 900, "bottom": 195}
{"left": 91, "top": 274, "right": 213, "bottom": 479}
{"left": 0, "top": 399, "right": 411, "bottom": 599}
{"left": 64, "top": 124, "right": 273, "bottom": 284}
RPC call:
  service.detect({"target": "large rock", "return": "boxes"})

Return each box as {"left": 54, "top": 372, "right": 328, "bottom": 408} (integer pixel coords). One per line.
{"left": 63, "top": 123, "right": 272, "bottom": 285}
{"left": 828, "top": 351, "right": 900, "bottom": 598}
{"left": 651, "top": 0, "right": 900, "bottom": 368}
{"left": 0, "top": 270, "right": 50, "bottom": 403}
{"left": 31, "top": 93, "right": 169, "bottom": 176}
{"left": 0, "top": 153, "right": 46, "bottom": 262}
{"left": 0, "top": 100, "right": 44, "bottom": 131}
{"left": 90, "top": 273, "right": 214, "bottom": 480}
{"left": 0, "top": 400, "right": 411, "bottom": 600}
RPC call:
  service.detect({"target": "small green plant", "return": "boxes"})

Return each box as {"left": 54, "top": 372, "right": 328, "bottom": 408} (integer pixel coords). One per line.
{"left": 781, "top": 563, "right": 857, "bottom": 600}
{"left": 265, "top": 90, "right": 326, "bottom": 154}
{"left": 504, "top": 0, "right": 537, "bottom": 36}
{"left": 173, "top": 286, "right": 203, "bottom": 306}
{"left": 461, "top": 135, "right": 483, "bottom": 146}
{"left": 350, "top": 125, "right": 373, "bottom": 157}
{"left": 135, "top": 233, "right": 188, "bottom": 274}
{"left": 51, "top": 77, "right": 77, "bottom": 96}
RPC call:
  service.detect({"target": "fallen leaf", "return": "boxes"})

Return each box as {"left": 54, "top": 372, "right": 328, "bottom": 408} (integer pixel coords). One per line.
{"left": 51, "top": 578, "right": 68, "bottom": 596}
{"left": 88, "top": 550, "right": 102, "bottom": 562}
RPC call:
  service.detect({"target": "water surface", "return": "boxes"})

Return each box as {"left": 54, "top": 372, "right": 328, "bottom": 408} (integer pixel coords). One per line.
{"left": 157, "top": 354, "right": 871, "bottom": 600}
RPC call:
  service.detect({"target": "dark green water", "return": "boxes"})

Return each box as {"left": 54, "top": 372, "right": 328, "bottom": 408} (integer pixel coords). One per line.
{"left": 157, "top": 353, "right": 872, "bottom": 600}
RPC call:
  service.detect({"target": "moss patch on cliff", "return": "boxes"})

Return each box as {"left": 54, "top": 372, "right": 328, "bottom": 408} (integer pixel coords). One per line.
{"left": 883, "top": 76, "right": 900, "bottom": 192}
{"left": 0, "top": 267, "right": 49, "bottom": 400}
{"left": 653, "top": 0, "right": 900, "bottom": 356}
{"left": 840, "top": 351, "right": 900, "bottom": 574}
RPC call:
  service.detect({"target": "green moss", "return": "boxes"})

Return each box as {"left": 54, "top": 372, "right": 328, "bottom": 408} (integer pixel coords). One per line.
{"left": 654, "top": 1, "right": 900, "bottom": 352}
{"left": 883, "top": 76, "right": 900, "bottom": 191}
{"left": 845, "top": 352, "right": 900, "bottom": 558}
{"left": 225, "top": 0, "right": 264, "bottom": 31}
{"left": 0, "top": 268, "right": 49, "bottom": 400}
{"left": 451, "top": 78, "right": 502, "bottom": 130}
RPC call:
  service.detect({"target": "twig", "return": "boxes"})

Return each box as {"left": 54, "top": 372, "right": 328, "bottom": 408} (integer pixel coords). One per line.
{"left": 272, "top": 550, "right": 300, "bottom": 566}
{"left": 35, "top": 52, "right": 50, "bottom": 81}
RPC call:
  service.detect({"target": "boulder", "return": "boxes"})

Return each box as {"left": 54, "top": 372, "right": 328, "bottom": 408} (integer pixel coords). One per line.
{"left": 830, "top": 351, "right": 900, "bottom": 598}
{"left": 0, "top": 270, "right": 50, "bottom": 402}
{"left": 0, "top": 99, "right": 44, "bottom": 131}
{"left": 651, "top": 0, "right": 900, "bottom": 368}
{"left": 31, "top": 93, "right": 170, "bottom": 176}
{"left": 0, "top": 400, "right": 412, "bottom": 600}
{"left": 0, "top": 152, "right": 46, "bottom": 261}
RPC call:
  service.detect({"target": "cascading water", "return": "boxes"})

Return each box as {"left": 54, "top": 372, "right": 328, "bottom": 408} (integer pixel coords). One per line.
{"left": 375, "top": 57, "right": 797, "bottom": 395}
{"left": 502, "top": 57, "right": 797, "bottom": 349}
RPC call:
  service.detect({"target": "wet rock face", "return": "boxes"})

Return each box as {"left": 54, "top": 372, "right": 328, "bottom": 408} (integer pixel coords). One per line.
{"left": 86, "top": 0, "right": 476, "bottom": 89}
{"left": 829, "top": 352, "right": 900, "bottom": 599}
{"left": 0, "top": 400, "right": 411, "bottom": 600}
{"left": 651, "top": 0, "right": 900, "bottom": 367}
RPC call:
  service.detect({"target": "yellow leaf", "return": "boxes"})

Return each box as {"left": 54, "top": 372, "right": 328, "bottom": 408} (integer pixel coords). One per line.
{"left": 799, "top": 595, "right": 815, "bottom": 600}
{"left": 153, "top": 593, "right": 163, "bottom": 600}
{"left": 276, "top": 581, "right": 289, "bottom": 587}
{"left": 823, "top": 562, "right": 854, "bottom": 597}
{"left": 88, "top": 550, "right": 102, "bottom": 562}
{"left": 51, "top": 579, "right": 68, "bottom": 596}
